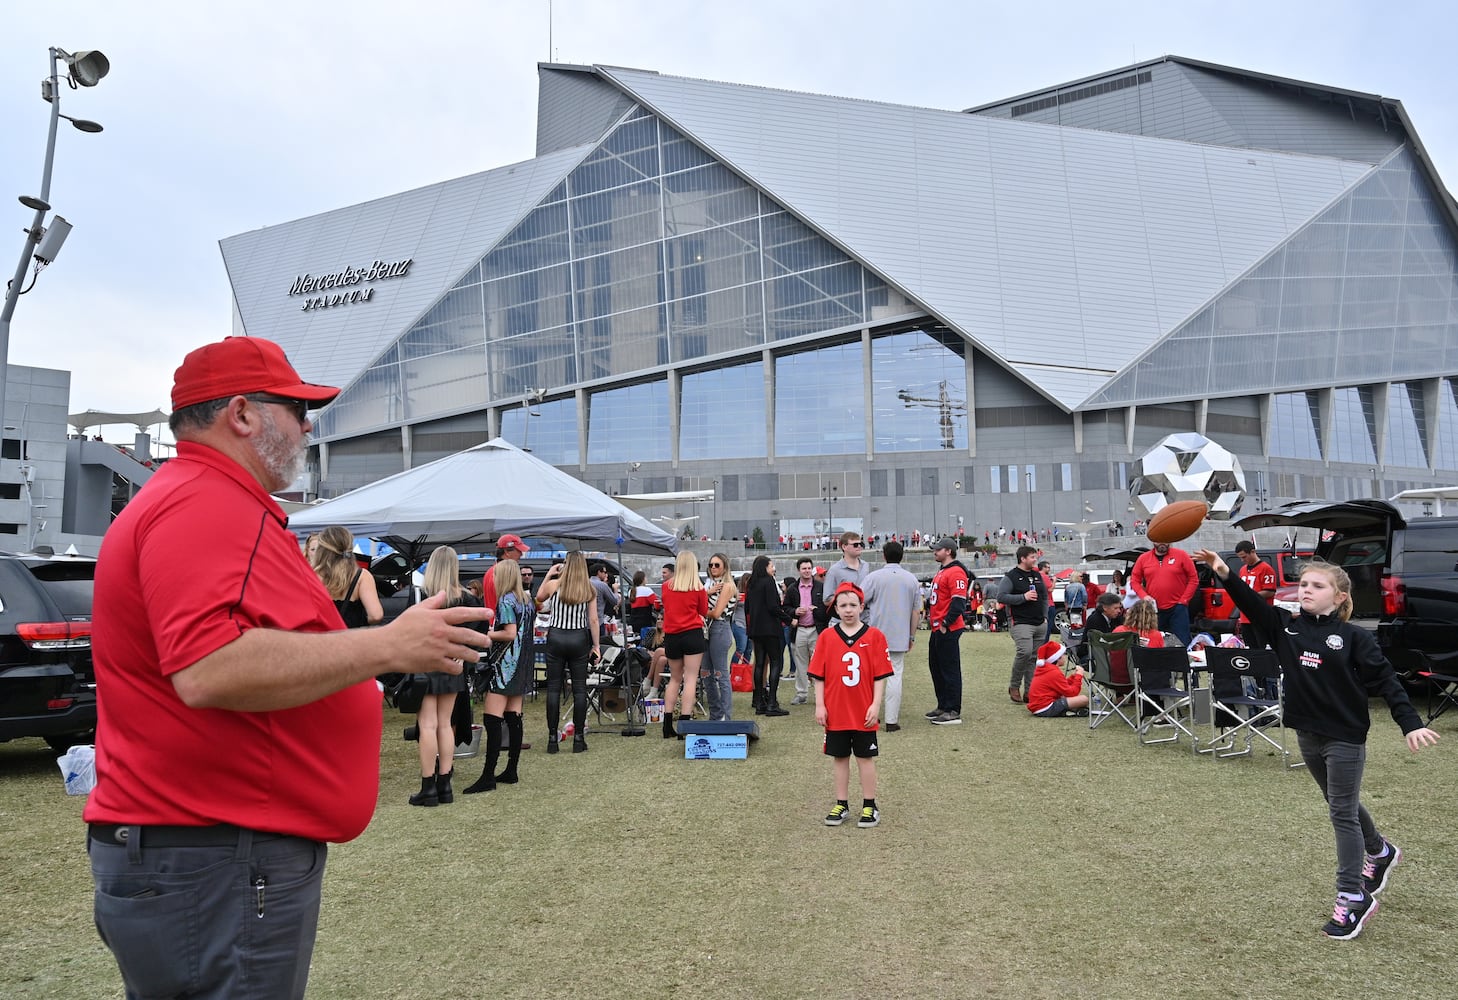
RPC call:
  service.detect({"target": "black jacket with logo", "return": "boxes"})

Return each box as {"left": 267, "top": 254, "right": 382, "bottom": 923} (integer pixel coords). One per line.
{"left": 1218, "top": 568, "right": 1421, "bottom": 743}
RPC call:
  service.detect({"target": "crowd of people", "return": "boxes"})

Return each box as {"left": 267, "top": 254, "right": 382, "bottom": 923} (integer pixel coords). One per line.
{"left": 77, "top": 333, "right": 1446, "bottom": 998}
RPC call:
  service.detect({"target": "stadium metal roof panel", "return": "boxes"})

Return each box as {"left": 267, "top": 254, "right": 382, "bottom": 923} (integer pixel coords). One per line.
{"left": 219, "top": 143, "right": 592, "bottom": 392}
{"left": 596, "top": 65, "right": 1374, "bottom": 409}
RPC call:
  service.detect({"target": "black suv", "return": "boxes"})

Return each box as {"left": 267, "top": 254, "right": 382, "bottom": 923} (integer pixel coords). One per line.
{"left": 0, "top": 551, "right": 97, "bottom": 751}
{"left": 1235, "top": 500, "right": 1458, "bottom": 679}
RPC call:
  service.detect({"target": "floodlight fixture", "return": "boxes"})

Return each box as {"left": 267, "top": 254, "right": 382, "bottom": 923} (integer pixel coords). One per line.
{"left": 65, "top": 49, "right": 110, "bottom": 88}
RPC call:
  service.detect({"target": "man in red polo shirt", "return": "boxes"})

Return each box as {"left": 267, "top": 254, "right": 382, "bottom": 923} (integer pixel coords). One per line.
{"left": 480, "top": 533, "right": 529, "bottom": 611}
{"left": 85, "top": 337, "right": 490, "bottom": 999}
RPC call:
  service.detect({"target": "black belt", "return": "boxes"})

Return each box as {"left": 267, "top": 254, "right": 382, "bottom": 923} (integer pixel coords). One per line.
{"left": 87, "top": 823, "right": 290, "bottom": 848}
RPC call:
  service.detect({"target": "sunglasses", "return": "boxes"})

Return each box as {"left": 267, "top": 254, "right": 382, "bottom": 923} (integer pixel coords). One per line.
{"left": 847, "top": 542, "right": 864, "bottom": 548}
{"left": 246, "top": 394, "right": 309, "bottom": 423}
{"left": 708, "top": 562, "right": 723, "bottom": 568}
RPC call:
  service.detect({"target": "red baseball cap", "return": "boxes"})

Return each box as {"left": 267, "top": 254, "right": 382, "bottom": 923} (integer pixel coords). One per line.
{"left": 832, "top": 581, "right": 864, "bottom": 602}
{"left": 496, "top": 533, "right": 529, "bottom": 554}
{"left": 171, "top": 337, "right": 340, "bottom": 411}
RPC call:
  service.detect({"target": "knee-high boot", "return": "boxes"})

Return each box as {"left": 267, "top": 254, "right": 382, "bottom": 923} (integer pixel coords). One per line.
{"left": 463, "top": 714, "right": 502, "bottom": 794}
{"left": 496, "top": 712, "right": 522, "bottom": 783}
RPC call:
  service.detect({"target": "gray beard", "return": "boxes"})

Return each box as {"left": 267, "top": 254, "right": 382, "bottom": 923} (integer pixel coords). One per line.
{"left": 254, "top": 405, "right": 307, "bottom": 491}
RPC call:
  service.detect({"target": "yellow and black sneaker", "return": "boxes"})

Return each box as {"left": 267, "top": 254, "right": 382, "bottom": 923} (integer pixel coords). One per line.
{"left": 857, "top": 805, "right": 881, "bottom": 828}
{"left": 824, "top": 803, "right": 851, "bottom": 827}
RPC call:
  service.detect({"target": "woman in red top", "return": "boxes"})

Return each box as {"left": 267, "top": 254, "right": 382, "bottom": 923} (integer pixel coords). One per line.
{"left": 1113, "top": 599, "right": 1165, "bottom": 649}
{"left": 660, "top": 550, "right": 709, "bottom": 738}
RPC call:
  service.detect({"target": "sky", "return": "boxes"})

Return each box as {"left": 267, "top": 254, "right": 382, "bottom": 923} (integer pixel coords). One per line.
{"left": 3, "top": 0, "right": 1454, "bottom": 435}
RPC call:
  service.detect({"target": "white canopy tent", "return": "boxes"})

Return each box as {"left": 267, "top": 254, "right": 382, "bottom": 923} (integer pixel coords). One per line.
{"left": 287, "top": 438, "right": 679, "bottom": 561}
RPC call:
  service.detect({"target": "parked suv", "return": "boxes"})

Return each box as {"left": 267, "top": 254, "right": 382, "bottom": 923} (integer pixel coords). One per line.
{"left": 0, "top": 551, "right": 96, "bottom": 751}
{"left": 1234, "top": 500, "right": 1456, "bottom": 679}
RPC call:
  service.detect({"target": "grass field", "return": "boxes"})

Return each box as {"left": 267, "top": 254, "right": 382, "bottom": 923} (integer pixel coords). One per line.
{"left": 2, "top": 631, "right": 1454, "bottom": 999}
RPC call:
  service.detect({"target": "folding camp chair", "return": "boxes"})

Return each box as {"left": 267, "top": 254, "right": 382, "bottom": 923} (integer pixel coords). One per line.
{"left": 1085, "top": 630, "right": 1137, "bottom": 731}
{"left": 1199, "top": 648, "right": 1303, "bottom": 768}
{"left": 1060, "top": 623, "right": 1090, "bottom": 668}
{"left": 584, "top": 641, "right": 630, "bottom": 726}
{"left": 1418, "top": 670, "right": 1458, "bottom": 724}
{"left": 1129, "top": 645, "right": 1199, "bottom": 748}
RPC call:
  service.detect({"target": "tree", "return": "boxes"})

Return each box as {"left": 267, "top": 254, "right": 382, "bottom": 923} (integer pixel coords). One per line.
{"left": 751, "top": 526, "right": 765, "bottom": 549}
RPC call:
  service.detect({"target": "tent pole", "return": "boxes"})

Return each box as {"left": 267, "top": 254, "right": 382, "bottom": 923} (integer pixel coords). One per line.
{"left": 618, "top": 535, "right": 645, "bottom": 736}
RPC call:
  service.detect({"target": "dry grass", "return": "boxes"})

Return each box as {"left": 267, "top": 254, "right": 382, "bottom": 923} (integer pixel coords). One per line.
{"left": 2, "top": 632, "right": 1455, "bottom": 998}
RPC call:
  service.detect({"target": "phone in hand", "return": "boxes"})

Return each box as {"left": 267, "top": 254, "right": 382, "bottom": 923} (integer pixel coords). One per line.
{"left": 589, "top": 649, "right": 601, "bottom": 665}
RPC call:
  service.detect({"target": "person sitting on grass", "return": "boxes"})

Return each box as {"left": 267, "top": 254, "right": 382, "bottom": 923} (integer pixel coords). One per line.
{"left": 1026, "top": 640, "right": 1090, "bottom": 718}
{"left": 810, "top": 582, "right": 893, "bottom": 829}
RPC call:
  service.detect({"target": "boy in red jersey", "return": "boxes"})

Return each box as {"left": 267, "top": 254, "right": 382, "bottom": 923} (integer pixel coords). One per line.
{"left": 810, "top": 582, "right": 894, "bottom": 828}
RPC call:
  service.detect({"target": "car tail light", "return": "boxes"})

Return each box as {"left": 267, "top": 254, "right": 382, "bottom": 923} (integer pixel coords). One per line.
{"left": 46, "top": 697, "right": 75, "bottom": 710}
{"left": 16, "top": 621, "right": 92, "bottom": 650}
{"left": 1382, "top": 575, "right": 1406, "bottom": 617}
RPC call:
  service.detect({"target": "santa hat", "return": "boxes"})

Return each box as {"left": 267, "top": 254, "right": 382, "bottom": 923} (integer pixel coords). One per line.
{"left": 1036, "top": 641, "right": 1065, "bottom": 668}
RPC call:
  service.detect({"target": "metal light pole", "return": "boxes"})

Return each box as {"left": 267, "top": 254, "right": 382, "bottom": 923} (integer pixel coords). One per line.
{"left": 822, "top": 484, "right": 838, "bottom": 536}
{"left": 712, "top": 478, "right": 719, "bottom": 541}
{"left": 1, "top": 47, "right": 109, "bottom": 432}
{"left": 1025, "top": 470, "right": 1034, "bottom": 539}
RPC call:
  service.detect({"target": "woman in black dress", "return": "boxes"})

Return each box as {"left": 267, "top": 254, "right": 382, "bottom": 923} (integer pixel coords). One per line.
{"left": 744, "top": 555, "right": 791, "bottom": 716}
{"left": 408, "top": 545, "right": 480, "bottom": 806}
{"left": 310, "top": 525, "right": 382, "bottom": 629}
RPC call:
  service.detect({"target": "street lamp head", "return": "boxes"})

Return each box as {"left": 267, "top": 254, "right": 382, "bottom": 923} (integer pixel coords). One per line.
{"left": 64, "top": 49, "right": 110, "bottom": 88}
{"left": 62, "top": 114, "right": 103, "bottom": 133}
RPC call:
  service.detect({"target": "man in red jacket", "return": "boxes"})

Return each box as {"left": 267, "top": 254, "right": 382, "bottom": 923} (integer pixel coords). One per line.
{"left": 1129, "top": 540, "right": 1199, "bottom": 645}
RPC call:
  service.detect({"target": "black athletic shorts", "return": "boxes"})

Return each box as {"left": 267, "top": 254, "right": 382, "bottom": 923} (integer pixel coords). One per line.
{"left": 823, "top": 729, "right": 879, "bottom": 759}
{"left": 663, "top": 628, "right": 708, "bottom": 659}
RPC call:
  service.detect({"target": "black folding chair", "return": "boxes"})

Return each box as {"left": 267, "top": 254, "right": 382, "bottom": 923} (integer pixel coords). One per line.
{"left": 1085, "top": 630, "right": 1137, "bottom": 731}
{"left": 1060, "top": 623, "right": 1090, "bottom": 668}
{"left": 1200, "top": 648, "right": 1302, "bottom": 768}
{"left": 1129, "top": 645, "right": 1199, "bottom": 749}
{"left": 1418, "top": 670, "right": 1458, "bottom": 724}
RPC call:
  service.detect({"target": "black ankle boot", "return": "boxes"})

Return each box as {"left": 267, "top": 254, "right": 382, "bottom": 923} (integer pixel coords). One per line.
{"left": 462, "top": 770, "right": 496, "bottom": 794}
{"left": 663, "top": 714, "right": 675, "bottom": 739}
{"left": 572, "top": 735, "right": 588, "bottom": 753}
{"left": 435, "top": 770, "right": 454, "bottom": 805}
{"left": 546, "top": 736, "right": 559, "bottom": 755}
{"left": 677, "top": 713, "right": 691, "bottom": 740}
{"left": 408, "top": 774, "right": 438, "bottom": 807}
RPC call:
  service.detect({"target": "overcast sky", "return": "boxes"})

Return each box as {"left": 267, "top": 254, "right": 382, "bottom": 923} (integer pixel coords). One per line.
{"left": 4, "top": 0, "right": 1454, "bottom": 433}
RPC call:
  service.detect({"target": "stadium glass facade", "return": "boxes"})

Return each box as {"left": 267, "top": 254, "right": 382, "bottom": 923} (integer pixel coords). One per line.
{"left": 222, "top": 57, "right": 1458, "bottom": 539}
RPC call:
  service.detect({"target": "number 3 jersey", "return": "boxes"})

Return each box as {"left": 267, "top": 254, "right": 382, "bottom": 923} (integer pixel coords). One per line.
{"left": 807, "top": 623, "right": 895, "bottom": 731}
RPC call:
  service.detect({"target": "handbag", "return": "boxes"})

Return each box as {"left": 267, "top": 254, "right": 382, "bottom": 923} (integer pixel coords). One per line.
{"left": 387, "top": 672, "right": 428, "bottom": 714}
{"left": 730, "top": 656, "right": 753, "bottom": 692}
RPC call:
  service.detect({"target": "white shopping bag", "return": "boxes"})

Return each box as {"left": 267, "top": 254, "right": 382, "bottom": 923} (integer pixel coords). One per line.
{"left": 57, "top": 744, "right": 96, "bottom": 796}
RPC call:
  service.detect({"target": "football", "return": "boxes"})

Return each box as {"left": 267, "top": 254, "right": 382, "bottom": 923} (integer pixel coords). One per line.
{"left": 1146, "top": 500, "right": 1209, "bottom": 544}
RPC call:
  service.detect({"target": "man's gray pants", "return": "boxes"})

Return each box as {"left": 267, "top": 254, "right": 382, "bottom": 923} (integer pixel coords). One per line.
{"left": 1009, "top": 622, "right": 1040, "bottom": 695}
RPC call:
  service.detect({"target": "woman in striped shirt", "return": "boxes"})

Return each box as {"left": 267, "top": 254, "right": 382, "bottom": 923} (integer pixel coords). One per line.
{"left": 703, "top": 552, "right": 738, "bottom": 722}
{"left": 534, "top": 551, "right": 599, "bottom": 754}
